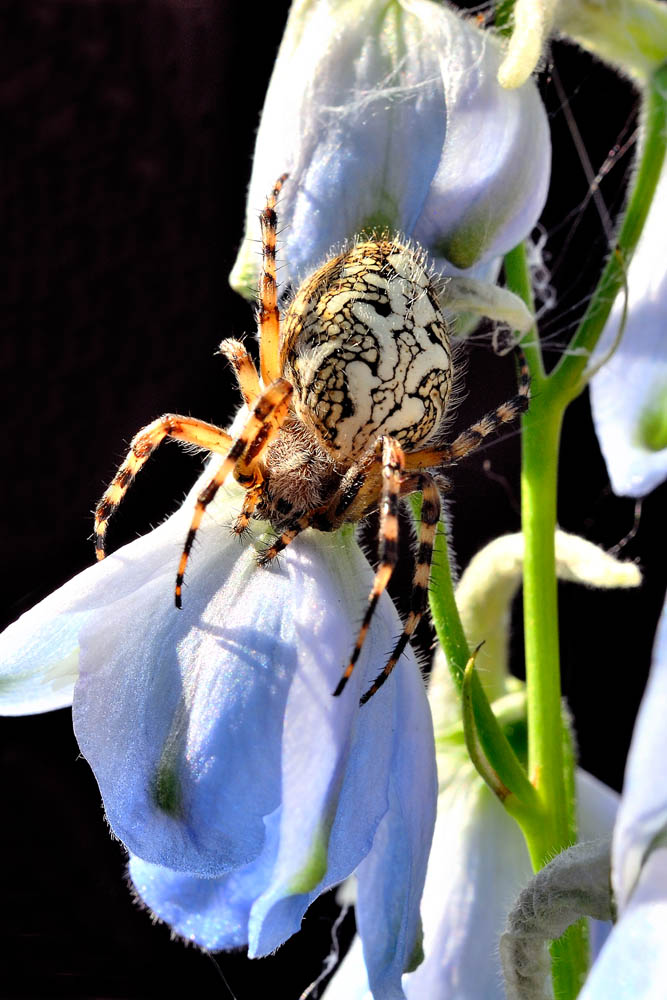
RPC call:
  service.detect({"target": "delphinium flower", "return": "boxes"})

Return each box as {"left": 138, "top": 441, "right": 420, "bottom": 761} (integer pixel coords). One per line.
{"left": 499, "top": 599, "right": 667, "bottom": 1000}
{"left": 589, "top": 161, "right": 667, "bottom": 498}
{"left": 1, "top": 469, "right": 437, "bottom": 998}
{"left": 323, "top": 532, "right": 642, "bottom": 999}
{"left": 578, "top": 599, "right": 667, "bottom": 998}
{"left": 230, "top": 0, "right": 550, "bottom": 298}
{"left": 2, "top": 1, "right": 555, "bottom": 993}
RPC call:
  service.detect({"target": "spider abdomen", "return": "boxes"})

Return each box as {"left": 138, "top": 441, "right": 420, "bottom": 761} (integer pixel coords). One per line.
{"left": 281, "top": 240, "right": 453, "bottom": 459}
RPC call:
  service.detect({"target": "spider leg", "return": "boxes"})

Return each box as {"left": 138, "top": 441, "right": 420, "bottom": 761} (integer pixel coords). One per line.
{"left": 175, "top": 378, "right": 293, "bottom": 607}
{"left": 258, "top": 173, "right": 288, "bottom": 387}
{"left": 334, "top": 436, "right": 404, "bottom": 698}
{"left": 359, "top": 472, "right": 441, "bottom": 706}
{"left": 256, "top": 510, "right": 313, "bottom": 566}
{"left": 95, "top": 416, "right": 234, "bottom": 560}
{"left": 404, "top": 345, "right": 530, "bottom": 471}
{"left": 232, "top": 481, "right": 264, "bottom": 536}
{"left": 219, "top": 338, "right": 261, "bottom": 406}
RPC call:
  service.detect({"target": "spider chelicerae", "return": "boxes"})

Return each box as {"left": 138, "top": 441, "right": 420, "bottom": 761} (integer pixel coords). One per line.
{"left": 95, "top": 174, "right": 529, "bottom": 705}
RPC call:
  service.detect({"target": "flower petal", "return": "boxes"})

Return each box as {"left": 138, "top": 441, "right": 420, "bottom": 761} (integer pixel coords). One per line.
{"left": 579, "top": 846, "right": 667, "bottom": 999}
{"left": 0, "top": 513, "right": 194, "bottom": 716}
{"left": 407, "top": 0, "right": 550, "bottom": 271}
{"left": 589, "top": 163, "right": 667, "bottom": 497}
{"left": 230, "top": 0, "right": 446, "bottom": 294}
{"left": 127, "top": 529, "right": 436, "bottom": 976}
{"left": 75, "top": 486, "right": 426, "bottom": 878}
{"left": 128, "top": 806, "right": 284, "bottom": 950}
{"left": 351, "top": 667, "right": 437, "bottom": 998}
{"left": 230, "top": 0, "right": 550, "bottom": 296}
{"left": 612, "top": 598, "right": 667, "bottom": 910}
{"left": 75, "top": 477, "right": 436, "bottom": 966}
{"left": 247, "top": 586, "right": 436, "bottom": 967}
{"left": 73, "top": 500, "right": 296, "bottom": 876}
{"left": 323, "top": 767, "right": 618, "bottom": 997}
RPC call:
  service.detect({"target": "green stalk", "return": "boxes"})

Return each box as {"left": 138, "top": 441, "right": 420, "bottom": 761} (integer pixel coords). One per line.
{"left": 551, "top": 62, "right": 667, "bottom": 402}
{"left": 502, "top": 251, "right": 586, "bottom": 996}
{"left": 414, "top": 497, "right": 541, "bottom": 819}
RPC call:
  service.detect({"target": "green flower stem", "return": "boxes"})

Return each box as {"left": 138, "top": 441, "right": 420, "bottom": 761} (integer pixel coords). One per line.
{"left": 504, "top": 257, "right": 587, "bottom": 999}
{"left": 551, "top": 61, "right": 667, "bottom": 403}
{"left": 424, "top": 513, "right": 470, "bottom": 695}
{"left": 503, "top": 244, "right": 544, "bottom": 384}
{"left": 412, "top": 496, "right": 541, "bottom": 823}
{"left": 521, "top": 399, "right": 567, "bottom": 850}
{"left": 498, "top": 60, "right": 667, "bottom": 1000}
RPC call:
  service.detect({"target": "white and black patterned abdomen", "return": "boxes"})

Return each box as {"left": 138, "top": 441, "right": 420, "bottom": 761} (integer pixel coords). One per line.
{"left": 281, "top": 241, "right": 452, "bottom": 460}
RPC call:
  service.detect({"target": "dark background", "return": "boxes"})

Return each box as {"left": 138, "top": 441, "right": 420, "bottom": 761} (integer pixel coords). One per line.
{"left": 1, "top": 1, "right": 665, "bottom": 997}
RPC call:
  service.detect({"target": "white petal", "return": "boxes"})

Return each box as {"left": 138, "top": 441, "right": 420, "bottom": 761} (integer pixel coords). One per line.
{"left": 351, "top": 662, "right": 437, "bottom": 998}
{"left": 579, "top": 846, "right": 667, "bottom": 999}
{"left": 231, "top": 0, "right": 447, "bottom": 292}
{"left": 589, "top": 163, "right": 667, "bottom": 497}
{"left": 404, "top": 772, "right": 533, "bottom": 999}
{"left": 245, "top": 555, "right": 436, "bottom": 966}
{"left": 612, "top": 599, "right": 667, "bottom": 910}
{"left": 231, "top": 0, "right": 550, "bottom": 295}
{"left": 74, "top": 488, "right": 434, "bottom": 881}
{"left": 408, "top": 1, "right": 550, "bottom": 270}
{"left": 0, "top": 511, "right": 192, "bottom": 716}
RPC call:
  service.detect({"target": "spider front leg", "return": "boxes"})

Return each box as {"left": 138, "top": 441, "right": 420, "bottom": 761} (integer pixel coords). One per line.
{"left": 95, "top": 416, "right": 234, "bottom": 559}
{"left": 219, "top": 338, "right": 261, "bottom": 407}
{"left": 258, "top": 173, "right": 288, "bottom": 387}
{"left": 334, "top": 436, "right": 405, "bottom": 699}
{"left": 175, "top": 378, "right": 293, "bottom": 607}
{"left": 359, "top": 472, "right": 441, "bottom": 706}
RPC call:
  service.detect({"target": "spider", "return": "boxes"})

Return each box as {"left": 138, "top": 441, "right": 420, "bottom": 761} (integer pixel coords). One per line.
{"left": 95, "top": 174, "right": 529, "bottom": 705}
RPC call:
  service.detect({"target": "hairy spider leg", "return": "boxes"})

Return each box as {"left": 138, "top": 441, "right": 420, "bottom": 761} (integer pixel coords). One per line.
{"left": 95, "top": 416, "right": 234, "bottom": 560}
{"left": 255, "top": 511, "right": 312, "bottom": 566}
{"left": 358, "top": 472, "right": 441, "bottom": 705}
{"left": 258, "top": 173, "right": 288, "bottom": 387}
{"left": 334, "top": 436, "right": 405, "bottom": 698}
{"left": 404, "top": 346, "right": 531, "bottom": 472}
{"left": 219, "top": 338, "right": 261, "bottom": 406}
{"left": 174, "top": 378, "right": 293, "bottom": 607}
{"left": 337, "top": 345, "right": 530, "bottom": 703}
{"left": 232, "top": 481, "right": 265, "bottom": 536}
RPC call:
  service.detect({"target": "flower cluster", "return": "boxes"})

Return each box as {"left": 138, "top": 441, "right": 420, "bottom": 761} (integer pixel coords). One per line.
{"left": 3, "top": 0, "right": 667, "bottom": 996}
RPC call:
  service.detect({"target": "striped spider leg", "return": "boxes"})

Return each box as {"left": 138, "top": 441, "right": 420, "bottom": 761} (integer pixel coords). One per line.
{"left": 95, "top": 416, "right": 235, "bottom": 560}
{"left": 95, "top": 175, "right": 292, "bottom": 601}
{"left": 333, "top": 346, "right": 530, "bottom": 705}
{"left": 173, "top": 377, "right": 292, "bottom": 607}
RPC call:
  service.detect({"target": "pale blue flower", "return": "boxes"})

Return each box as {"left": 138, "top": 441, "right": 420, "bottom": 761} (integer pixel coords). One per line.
{"left": 579, "top": 599, "right": 667, "bottom": 999}
{"left": 323, "top": 703, "right": 618, "bottom": 1000}
{"left": 230, "top": 0, "right": 550, "bottom": 298}
{"left": 589, "top": 162, "right": 667, "bottom": 498}
{"left": 0, "top": 473, "right": 437, "bottom": 998}
{"left": 323, "top": 531, "right": 645, "bottom": 999}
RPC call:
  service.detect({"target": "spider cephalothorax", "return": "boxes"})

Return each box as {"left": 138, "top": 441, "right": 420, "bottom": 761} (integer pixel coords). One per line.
{"left": 95, "top": 175, "right": 529, "bottom": 704}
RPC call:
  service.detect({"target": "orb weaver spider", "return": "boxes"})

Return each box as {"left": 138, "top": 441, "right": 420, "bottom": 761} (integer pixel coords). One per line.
{"left": 95, "top": 174, "right": 529, "bottom": 705}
